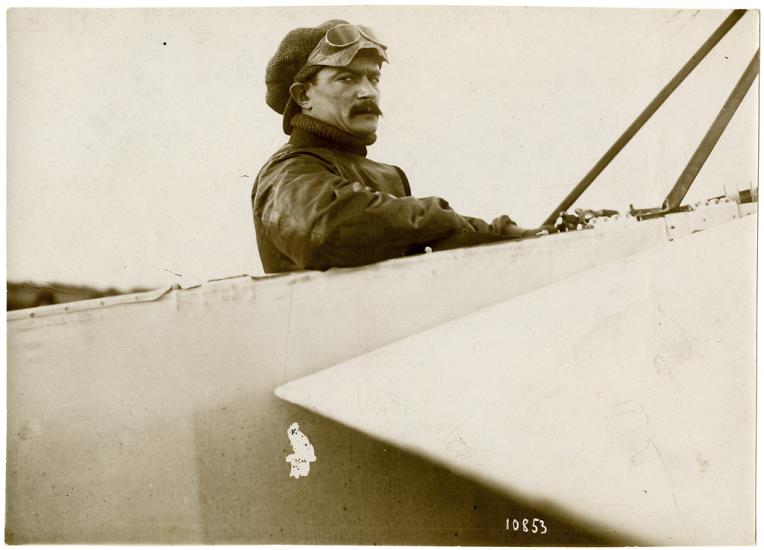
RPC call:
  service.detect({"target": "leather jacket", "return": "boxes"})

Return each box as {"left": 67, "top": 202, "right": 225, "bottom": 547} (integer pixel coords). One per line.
{"left": 252, "top": 117, "right": 518, "bottom": 273}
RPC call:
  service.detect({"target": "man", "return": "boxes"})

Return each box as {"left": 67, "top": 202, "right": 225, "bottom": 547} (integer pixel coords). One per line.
{"left": 253, "top": 20, "right": 547, "bottom": 274}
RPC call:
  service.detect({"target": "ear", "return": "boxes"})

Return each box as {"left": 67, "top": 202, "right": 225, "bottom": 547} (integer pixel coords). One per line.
{"left": 289, "top": 82, "right": 311, "bottom": 110}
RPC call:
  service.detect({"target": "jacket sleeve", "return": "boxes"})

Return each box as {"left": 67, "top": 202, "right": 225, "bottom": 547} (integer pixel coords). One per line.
{"left": 254, "top": 152, "right": 511, "bottom": 270}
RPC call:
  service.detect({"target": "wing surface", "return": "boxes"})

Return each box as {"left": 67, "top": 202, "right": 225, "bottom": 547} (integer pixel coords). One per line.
{"left": 276, "top": 214, "right": 756, "bottom": 545}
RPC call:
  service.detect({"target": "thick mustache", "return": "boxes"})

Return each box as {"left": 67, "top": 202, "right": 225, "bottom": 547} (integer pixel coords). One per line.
{"left": 350, "top": 101, "right": 383, "bottom": 116}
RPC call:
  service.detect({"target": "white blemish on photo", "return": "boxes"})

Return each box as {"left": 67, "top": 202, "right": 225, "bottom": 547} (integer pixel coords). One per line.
{"left": 286, "top": 422, "right": 316, "bottom": 479}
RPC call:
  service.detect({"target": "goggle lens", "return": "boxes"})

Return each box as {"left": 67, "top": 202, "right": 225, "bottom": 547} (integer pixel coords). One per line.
{"left": 325, "top": 24, "right": 385, "bottom": 48}
{"left": 358, "top": 25, "right": 384, "bottom": 46}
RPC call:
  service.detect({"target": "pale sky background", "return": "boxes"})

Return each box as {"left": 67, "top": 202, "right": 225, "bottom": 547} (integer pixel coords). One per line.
{"left": 6, "top": 6, "right": 759, "bottom": 289}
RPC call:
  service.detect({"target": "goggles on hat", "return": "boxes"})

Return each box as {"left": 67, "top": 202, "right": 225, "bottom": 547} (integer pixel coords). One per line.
{"left": 325, "top": 24, "right": 385, "bottom": 48}
{"left": 306, "top": 23, "right": 389, "bottom": 68}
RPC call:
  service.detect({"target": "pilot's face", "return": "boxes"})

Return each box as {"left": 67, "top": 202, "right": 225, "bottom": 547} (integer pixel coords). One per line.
{"left": 301, "top": 52, "right": 382, "bottom": 137}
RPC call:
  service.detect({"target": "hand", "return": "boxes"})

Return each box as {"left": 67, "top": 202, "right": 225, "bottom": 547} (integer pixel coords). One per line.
{"left": 520, "top": 225, "right": 556, "bottom": 237}
{"left": 492, "top": 216, "right": 555, "bottom": 239}
{"left": 490, "top": 215, "right": 524, "bottom": 238}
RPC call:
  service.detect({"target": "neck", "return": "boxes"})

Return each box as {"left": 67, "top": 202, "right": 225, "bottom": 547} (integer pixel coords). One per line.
{"left": 290, "top": 114, "right": 376, "bottom": 156}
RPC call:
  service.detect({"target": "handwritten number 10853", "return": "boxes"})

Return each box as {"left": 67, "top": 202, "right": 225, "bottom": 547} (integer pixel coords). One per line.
{"left": 506, "top": 517, "right": 547, "bottom": 534}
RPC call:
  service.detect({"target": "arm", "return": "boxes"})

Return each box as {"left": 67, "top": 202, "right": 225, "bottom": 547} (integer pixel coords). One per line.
{"left": 431, "top": 215, "right": 554, "bottom": 251}
{"left": 255, "top": 152, "right": 480, "bottom": 269}
{"left": 254, "top": 152, "right": 542, "bottom": 269}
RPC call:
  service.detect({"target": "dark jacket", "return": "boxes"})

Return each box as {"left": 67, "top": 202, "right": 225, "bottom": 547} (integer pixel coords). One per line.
{"left": 252, "top": 119, "right": 519, "bottom": 273}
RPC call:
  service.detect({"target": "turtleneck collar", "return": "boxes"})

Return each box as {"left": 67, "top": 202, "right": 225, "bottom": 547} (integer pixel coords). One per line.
{"left": 289, "top": 113, "right": 376, "bottom": 157}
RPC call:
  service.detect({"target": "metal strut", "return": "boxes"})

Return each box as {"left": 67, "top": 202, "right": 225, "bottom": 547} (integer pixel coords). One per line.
{"left": 662, "top": 49, "right": 759, "bottom": 211}
{"left": 541, "top": 9, "right": 747, "bottom": 227}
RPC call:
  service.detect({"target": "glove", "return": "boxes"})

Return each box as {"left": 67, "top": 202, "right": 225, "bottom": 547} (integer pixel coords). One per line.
{"left": 490, "top": 215, "right": 520, "bottom": 236}
{"left": 520, "top": 225, "right": 556, "bottom": 237}
{"left": 492, "top": 216, "right": 555, "bottom": 238}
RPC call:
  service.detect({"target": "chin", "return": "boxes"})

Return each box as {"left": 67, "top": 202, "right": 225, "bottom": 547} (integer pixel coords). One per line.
{"left": 348, "top": 120, "right": 378, "bottom": 137}
{"left": 352, "top": 127, "right": 377, "bottom": 137}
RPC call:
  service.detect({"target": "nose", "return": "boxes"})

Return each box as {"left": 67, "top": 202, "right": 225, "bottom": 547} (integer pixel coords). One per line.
{"left": 356, "top": 76, "right": 377, "bottom": 99}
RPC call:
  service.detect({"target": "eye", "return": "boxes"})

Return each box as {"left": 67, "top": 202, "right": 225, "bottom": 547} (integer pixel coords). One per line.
{"left": 370, "top": 76, "right": 380, "bottom": 86}
{"left": 338, "top": 75, "right": 353, "bottom": 83}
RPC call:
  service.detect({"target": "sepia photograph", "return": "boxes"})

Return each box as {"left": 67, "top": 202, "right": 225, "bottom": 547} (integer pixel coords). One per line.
{"left": 5, "top": 3, "right": 759, "bottom": 545}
